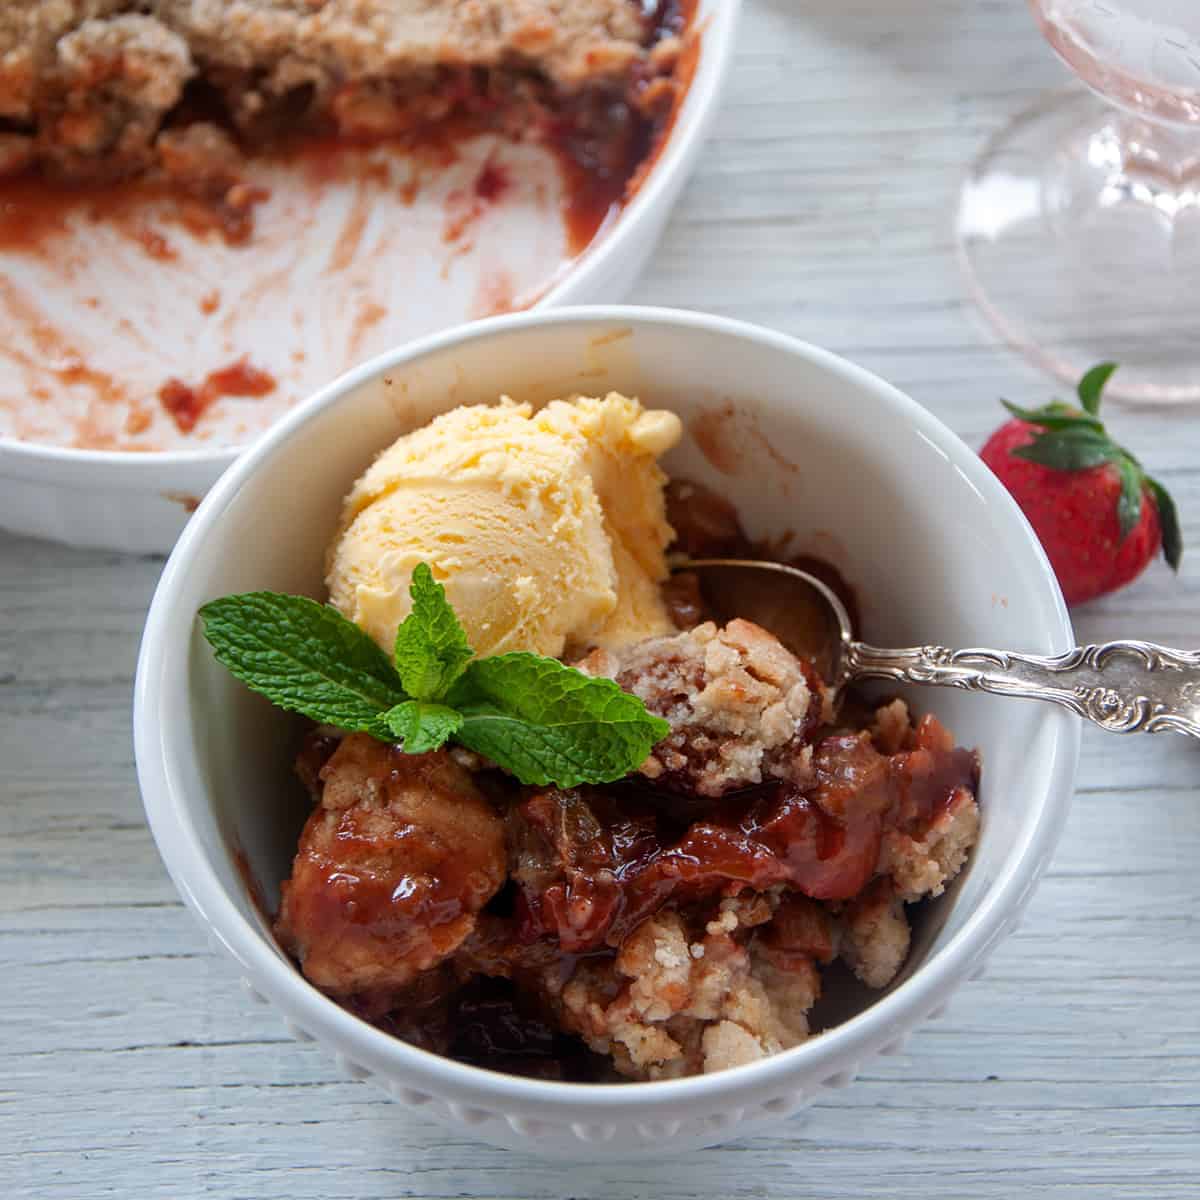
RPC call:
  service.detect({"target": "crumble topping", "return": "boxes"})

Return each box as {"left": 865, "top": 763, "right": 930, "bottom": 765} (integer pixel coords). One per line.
{"left": 839, "top": 878, "right": 911, "bottom": 990}
{"left": 548, "top": 905, "right": 811, "bottom": 1079}
{"left": 0, "top": 1, "right": 682, "bottom": 182}
{"left": 577, "top": 618, "right": 826, "bottom": 797}
{"left": 881, "top": 785, "right": 980, "bottom": 903}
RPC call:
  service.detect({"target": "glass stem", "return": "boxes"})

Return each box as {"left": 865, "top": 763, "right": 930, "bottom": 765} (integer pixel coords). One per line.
{"left": 1089, "top": 115, "right": 1200, "bottom": 215}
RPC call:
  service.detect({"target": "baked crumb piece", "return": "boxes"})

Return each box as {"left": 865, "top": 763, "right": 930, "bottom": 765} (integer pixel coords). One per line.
{"left": 275, "top": 734, "right": 506, "bottom": 1002}
{"left": 156, "top": 122, "right": 243, "bottom": 192}
{"left": 881, "top": 784, "right": 981, "bottom": 902}
{"left": 577, "top": 619, "right": 824, "bottom": 797}
{"left": 757, "top": 892, "right": 840, "bottom": 969}
{"left": 548, "top": 903, "right": 819, "bottom": 1080}
{"left": 839, "top": 878, "right": 911, "bottom": 989}
{"left": 163, "top": 0, "right": 649, "bottom": 93}
{"left": 700, "top": 1020, "right": 768, "bottom": 1072}
{"left": 871, "top": 697, "right": 911, "bottom": 754}
{"left": 38, "top": 14, "right": 194, "bottom": 182}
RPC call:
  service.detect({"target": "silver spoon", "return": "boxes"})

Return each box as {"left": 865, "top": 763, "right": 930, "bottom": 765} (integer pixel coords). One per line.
{"left": 680, "top": 558, "right": 1200, "bottom": 738}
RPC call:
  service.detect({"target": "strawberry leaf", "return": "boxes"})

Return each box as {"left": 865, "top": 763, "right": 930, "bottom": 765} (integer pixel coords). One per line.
{"left": 1077, "top": 362, "right": 1118, "bottom": 416}
{"left": 1012, "top": 428, "right": 1119, "bottom": 471}
{"left": 1148, "top": 478, "right": 1183, "bottom": 571}
{"left": 1115, "top": 457, "right": 1144, "bottom": 541}
{"left": 1001, "top": 399, "right": 1103, "bottom": 432}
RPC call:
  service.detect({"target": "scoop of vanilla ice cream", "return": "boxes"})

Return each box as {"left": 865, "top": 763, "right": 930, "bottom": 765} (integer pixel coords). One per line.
{"left": 326, "top": 393, "right": 682, "bottom": 659}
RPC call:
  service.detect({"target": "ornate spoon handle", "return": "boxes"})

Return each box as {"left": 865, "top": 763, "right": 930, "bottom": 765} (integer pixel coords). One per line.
{"left": 845, "top": 640, "right": 1200, "bottom": 737}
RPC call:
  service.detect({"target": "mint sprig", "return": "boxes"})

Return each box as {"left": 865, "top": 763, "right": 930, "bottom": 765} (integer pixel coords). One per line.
{"left": 392, "top": 564, "right": 474, "bottom": 700}
{"left": 1004, "top": 363, "right": 1182, "bottom": 569}
{"left": 198, "top": 563, "right": 669, "bottom": 786}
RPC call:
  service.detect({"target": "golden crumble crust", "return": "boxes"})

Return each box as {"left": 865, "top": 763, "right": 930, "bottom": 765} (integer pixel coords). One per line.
{"left": 0, "top": 1, "right": 668, "bottom": 179}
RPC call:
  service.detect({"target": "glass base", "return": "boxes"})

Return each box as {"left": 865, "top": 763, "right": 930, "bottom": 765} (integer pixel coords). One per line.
{"left": 958, "top": 86, "right": 1200, "bottom": 405}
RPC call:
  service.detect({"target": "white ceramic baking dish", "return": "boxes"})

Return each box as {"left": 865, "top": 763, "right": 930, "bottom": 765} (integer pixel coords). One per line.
{"left": 0, "top": 0, "right": 740, "bottom": 554}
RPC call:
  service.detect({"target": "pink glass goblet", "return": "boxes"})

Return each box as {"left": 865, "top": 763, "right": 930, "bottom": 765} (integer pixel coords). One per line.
{"left": 958, "top": 1, "right": 1200, "bottom": 403}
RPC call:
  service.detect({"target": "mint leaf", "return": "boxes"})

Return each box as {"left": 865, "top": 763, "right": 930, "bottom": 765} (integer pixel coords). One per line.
{"left": 449, "top": 653, "right": 671, "bottom": 787}
{"left": 1148, "top": 478, "right": 1183, "bottom": 571}
{"left": 384, "top": 700, "right": 463, "bottom": 754}
{"left": 1115, "top": 457, "right": 1144, "bottom": 541}
{"left": 199, "top": 593, "right": 404, "bottom": 737}
{"left": 1077, "top": 362, "right": 1118, "bottom": 415}
{"left": 392, "top": 563, "right": 474, "bottom": 701}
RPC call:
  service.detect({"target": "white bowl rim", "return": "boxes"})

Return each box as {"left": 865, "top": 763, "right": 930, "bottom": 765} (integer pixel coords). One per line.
{"left": 135, "top": 304, "right": 1080, "bottom": 1111}
{"left": 0, "top": 0, "right": 741, "bottom": 473}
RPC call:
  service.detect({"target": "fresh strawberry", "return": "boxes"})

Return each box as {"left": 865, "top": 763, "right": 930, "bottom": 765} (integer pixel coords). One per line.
{"left": 980, "top": 364, "right": 1182, "bottom": 606}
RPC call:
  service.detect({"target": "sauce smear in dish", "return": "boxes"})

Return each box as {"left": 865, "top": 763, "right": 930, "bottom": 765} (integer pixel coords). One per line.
{"left": 0, "top": 0, "right": 699, "bottom": 452}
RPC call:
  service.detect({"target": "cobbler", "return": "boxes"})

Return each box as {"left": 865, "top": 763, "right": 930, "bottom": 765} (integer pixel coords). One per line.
{"left": 271, "top": 483, "right": 981, "bottom": 1080}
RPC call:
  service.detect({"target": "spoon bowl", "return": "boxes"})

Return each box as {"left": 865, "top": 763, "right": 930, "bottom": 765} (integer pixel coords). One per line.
{"left": 678, "top": 557, "right": 854, "bottom": 686}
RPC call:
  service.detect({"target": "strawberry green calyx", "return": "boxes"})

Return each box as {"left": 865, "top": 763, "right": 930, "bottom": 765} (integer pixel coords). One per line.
{"left": 1000, "top": 363, "right": 1182, "bottom": 571}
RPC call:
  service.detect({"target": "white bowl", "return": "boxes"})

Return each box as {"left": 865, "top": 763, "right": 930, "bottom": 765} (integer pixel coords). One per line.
{"left": 134, "top": 307, "right": 1080, "bottom": 1160}
{"left": 0, "top": 0, "right": 739, "bottom": 555}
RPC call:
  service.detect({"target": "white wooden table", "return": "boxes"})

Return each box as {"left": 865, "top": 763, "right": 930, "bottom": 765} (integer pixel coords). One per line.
{"left": 4, "top": 2, "right": 1199, "bottom": 1196}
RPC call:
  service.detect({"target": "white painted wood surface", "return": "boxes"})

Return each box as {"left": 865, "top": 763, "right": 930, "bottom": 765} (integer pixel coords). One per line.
{"left": 3, "top": 1, "right": 1198, "bottom": 1195}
